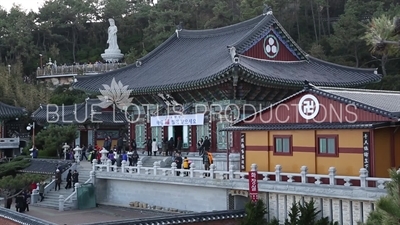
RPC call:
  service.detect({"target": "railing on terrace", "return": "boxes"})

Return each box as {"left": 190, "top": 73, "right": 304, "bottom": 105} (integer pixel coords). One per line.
{"left": 92, "top": 159, "right": 391, "bottom": 190}
{"left": 36, "top": 63, "right": 127, "bottom": 76}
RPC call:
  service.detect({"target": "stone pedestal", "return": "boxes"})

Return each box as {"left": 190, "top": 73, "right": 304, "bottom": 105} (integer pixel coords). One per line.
{"left": 101, "top": 49, "right": 124, "bottom": 63}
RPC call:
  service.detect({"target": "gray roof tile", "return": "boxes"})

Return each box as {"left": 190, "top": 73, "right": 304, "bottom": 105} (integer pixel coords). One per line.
{"left": 18, "top": 159, "right": 72, "bottom": 175}
{"left": 73, "top": 14, "right": 380, "bottom": 94}
{"left": 0, "top": 102, "right": 26, "bottom": 118}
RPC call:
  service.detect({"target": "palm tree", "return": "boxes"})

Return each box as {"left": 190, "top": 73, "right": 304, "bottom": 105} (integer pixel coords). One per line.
{"left": 362, "top": 15, "right": 400, "bottom": 76}
{"left": 365, "top": 169, "right": 400, "bottom": 225}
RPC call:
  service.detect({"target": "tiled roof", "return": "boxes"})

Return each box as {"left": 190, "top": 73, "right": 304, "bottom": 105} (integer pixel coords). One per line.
{"left": 311, "top": 87, "right": 400, "bottom": 117}
{"left": 0, "top": 102, "right": 26, "bottom": 119}
{"left": 31, "top": 99, "right": 127, "bottom": 124}
{"left": 73, "top": 14, "right": 380, "bottom": 94}
{"left": 222, "top": 122, "right": 389, "bottom": 131}
{"left": 82, "top": 209, "right": 245, "bottom": 225}
{"left": 18, "top": 159, "right": 72, "bottom": 175}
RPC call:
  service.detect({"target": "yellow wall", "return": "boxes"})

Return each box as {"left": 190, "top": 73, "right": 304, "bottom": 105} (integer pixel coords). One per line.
{"left": 96, "top": 140, "right": 118, "bottom": 149}
{"left": 244, "top": 129, "right": 366, "bottom": 176}
{"left": 375, "top": 128, "right": 391, "bottom": 177}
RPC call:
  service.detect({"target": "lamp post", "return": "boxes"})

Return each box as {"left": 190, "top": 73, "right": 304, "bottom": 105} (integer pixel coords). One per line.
{"left": 7, "top": 65, "right": 10, "bottom": 75}
{"left": 62, "top": 143, "right": 70, "bottom": 160}
{"left": 26, "top": 122, "right": 35, "bottom": 148}
{"left": 74, "top": 145, "right": 82, "bottom": 165}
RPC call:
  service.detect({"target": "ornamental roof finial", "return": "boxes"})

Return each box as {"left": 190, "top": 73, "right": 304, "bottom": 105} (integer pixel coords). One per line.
{"left": 263, "top": 4, "right": 273, "bottom": 15}
{"left": 175, "top": 22, "right": 183, "bottom": 38}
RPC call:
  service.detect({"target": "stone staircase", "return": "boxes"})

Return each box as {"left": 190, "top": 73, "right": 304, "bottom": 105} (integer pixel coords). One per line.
{"left": 34, "top": 161, "right": 93, "bottom": 210}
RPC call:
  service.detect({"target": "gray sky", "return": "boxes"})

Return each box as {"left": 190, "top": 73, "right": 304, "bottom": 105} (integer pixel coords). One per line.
{"left": 1, "top": 0, "right": 45, "bottom": 12}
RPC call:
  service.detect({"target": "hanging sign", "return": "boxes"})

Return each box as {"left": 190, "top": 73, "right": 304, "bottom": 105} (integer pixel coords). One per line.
{"left": 248, "top": 171, "right": 258, "bottom": 202}
{"left": 240, "top": 133, "right": 246, "bottom": 171}
{"left": 363, "top": 132, "right": 370, "bottom": 174}
{"left": 150, "top": 114, "right": 204, "bottom": 127}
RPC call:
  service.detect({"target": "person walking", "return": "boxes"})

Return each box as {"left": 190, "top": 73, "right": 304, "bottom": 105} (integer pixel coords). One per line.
{"left": 24, "top": 190, "right": 30, "bottom": 212}
{"left": 72, "top": 170, "right": 79, "bottom": 192}
{"left": 65, "top": 170, "right": 72, "bottom": 189}
{"left": 81, "top": 145, "right": 88, "bottom": 161}
{"left": 55, "top": 169, "right": 61, "bottom": 191}
{"left": 39, "top": 181, "right": 46, "bottom": 202}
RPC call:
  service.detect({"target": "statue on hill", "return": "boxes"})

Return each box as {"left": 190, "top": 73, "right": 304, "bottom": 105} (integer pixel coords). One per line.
{"left": 101, "top": 18, "right": 124, "bottom": 63}
{"left": 107, "top": 18, "right": 119, "bottom": 51}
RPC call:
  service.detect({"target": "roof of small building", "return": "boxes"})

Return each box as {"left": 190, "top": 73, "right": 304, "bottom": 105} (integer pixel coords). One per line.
{"left": 0, "top": 206, "right": 57, "bottom": 225}
{"left": 18, "top": 158, "right": 72, "bottom": 175}
{"left": 82, "top": 209, "right": 245, "bottom": 225}
{"left": 31, "top": 99, "right": 127, "bottom": 124}
{"left": 73, "top": 13, "right": 380, "bottom": 94}
{"left": 0, "top": 102, "right": 26, "bottom": 119}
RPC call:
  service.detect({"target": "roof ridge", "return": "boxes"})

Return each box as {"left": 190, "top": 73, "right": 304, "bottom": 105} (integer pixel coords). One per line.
{"left": 316, "top": 86, "right": 400, "bottom": 94}
{"left": 273, "top": 19, "right": 307, "bottom": 58}
{"left": 308, "top": 55, "right": 378, "bottom": 72}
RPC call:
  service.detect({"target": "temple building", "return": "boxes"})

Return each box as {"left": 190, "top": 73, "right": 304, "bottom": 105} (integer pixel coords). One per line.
{"left": 0, "top": 102, "right": 26, "bottom": 157}
{"left": 73, "top": 9, "right": 381, "bottom": 154}
{"left": 31, "top": 99, "right": 128, "bottom": 148}
{"left": 223, "top": 83, "right": 400, "bottom": 177}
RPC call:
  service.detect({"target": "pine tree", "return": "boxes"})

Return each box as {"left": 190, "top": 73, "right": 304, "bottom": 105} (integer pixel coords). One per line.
{"left": 366, "top": 169, "right": 400, "bottom": 225}
{"left": 241, "top": 199, "right": 269, "bottom": 225}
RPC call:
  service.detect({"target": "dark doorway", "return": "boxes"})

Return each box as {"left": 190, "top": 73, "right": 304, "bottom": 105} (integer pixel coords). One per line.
{"left": 80, "top": 130, "right": 88, "bottom": 147}
{"left": 174, "top": 126, "right": 183, "bottom": 147}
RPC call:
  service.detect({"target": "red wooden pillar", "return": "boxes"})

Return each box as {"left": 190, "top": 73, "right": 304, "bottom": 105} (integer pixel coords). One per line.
{"left": 370, "top": 129, "right": 376, "bottom": 177}
{"left": 163, "top": 126, "right": 168, "bottom": 140}
{"left": 190, "top": 125, "right": 197, "bottom": 152}
{"left": 130, "top": 123, "right": 136, "bottom": 141}
{"left": 211, "top": 118, "right": 217, "bottom": 152}
{"left": 231, "top": 131, "right": 241, "bottom": 153}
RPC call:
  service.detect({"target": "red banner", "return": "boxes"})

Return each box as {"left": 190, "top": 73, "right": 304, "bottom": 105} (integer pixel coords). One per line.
{"left": 248, "top": 171, "right": 258, "bottom": 202}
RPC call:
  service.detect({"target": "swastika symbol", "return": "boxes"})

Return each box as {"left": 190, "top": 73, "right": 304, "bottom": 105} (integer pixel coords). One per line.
{"left": 298, "top": 94, "right": 320, "bottom": 120}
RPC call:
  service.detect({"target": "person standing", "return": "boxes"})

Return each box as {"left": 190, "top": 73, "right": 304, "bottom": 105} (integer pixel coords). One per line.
{"left": 55, "top": 169, "right": 61, "bottom": 191}
{"left": 152, "top": 139, "right": 158, "bottom": 156}
{"left": 131, "top": 139, "right": 137, "bottom": 151}
{"left": 72, "top": 170, "right": 79, "bottom": 192}
{"left": 65, "top": 170, "right": 72, "bottom": 189}
{"left": 167, "top": 137, "right": 175, "bottom": 156}
{"left": 175, "top": 153, "right": 183, "bottom": 176}
{"left": 24, "top": 190, "right": 30, "bottom": 212}
{"left": 183, "top": 156, "right": 190, "bottom": 176}
{"left": 39, "top": 181, "right": 46, "bottom": 202}
{"left": 117, "top": 136, "right": 124, "bottom": 154}
{"left": 81, "top": 145, "right": 88, "bottom": 161}
{"left": 202, "top": 150, "right": 210, "bottom": 177}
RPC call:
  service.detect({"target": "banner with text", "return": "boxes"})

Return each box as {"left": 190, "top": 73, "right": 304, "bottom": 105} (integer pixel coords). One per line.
{"left": 150, "top": 114, "right": 205, "bottom": 127}
{"left": 248, "top": 171, "right": 258, "bottom": 202}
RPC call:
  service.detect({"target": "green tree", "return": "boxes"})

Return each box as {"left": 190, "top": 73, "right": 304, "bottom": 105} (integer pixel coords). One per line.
{"left": 284, "top": 201, "right": 338, "bottom": 225}
{"left": 241, "top": 199, "right": 270, "bottom": 225}
{"left": 0, "top": 156, "right": 30, "bottom": 177}
{"left": 365, "top": 169, "right": 400, "bottom": 225}
{"left": 0, "top": 173, "right": 45, "bottom": 207}
{"left": 34, "top": 124, "right": 78, "bottom": 157}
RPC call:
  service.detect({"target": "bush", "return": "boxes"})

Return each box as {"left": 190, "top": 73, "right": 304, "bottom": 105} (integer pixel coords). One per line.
{"left": 0, "top": 157, "right": 30, "bottom": 177}
{"left": 34, "top": 124, "right": 78, "bottom": 156}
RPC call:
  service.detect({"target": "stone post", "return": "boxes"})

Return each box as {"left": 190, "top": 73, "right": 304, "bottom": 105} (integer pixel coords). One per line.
{"left": 106, "top": 159, "right": 111, "bottom": 172}
{"left": 190, "top": 163, "right": 195, "bottom": 178}
{"left": 31, "top": 190, "right": 39, "bottom": 204}
{"left": 329, "top": 167, "right": 336, "bottom": 185}
{"left": 171, "top": 162, "right": 177, "bottom": 176}
{"left": 210, "top": 164, "right": 216, "bottom": 179}
{"left": 359, "top": 168, "right": 368, "bottom": 188}
{"left": 137, "top": 161, "right": 142, "bottom": 174}
{"left": 90, "top": 171, "right": 96, "bottom": 186}
{"left": 300, "top": 166, "right": 308, "bottom": 184}
{"left": 92, "top": 159, "right": 98, "bottom": 171}
{"left": 153, "top": 161, "right": 159, "bottom": 175}
{"left": 229, "top": 165, "right": 235, "bottom": 179}
{"left": 59, "top": 195, "right": 64, "bottom": 211}
{"left": 121, "top": 160, "right": 127, "bottom": 173}
{"left": 275, "top": 165, "right": 282, "bottom": 182}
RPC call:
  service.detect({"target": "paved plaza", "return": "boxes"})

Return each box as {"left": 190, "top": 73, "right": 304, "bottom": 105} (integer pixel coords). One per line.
{"left": 24, "top": 205, "right": 172, "bottom": 225}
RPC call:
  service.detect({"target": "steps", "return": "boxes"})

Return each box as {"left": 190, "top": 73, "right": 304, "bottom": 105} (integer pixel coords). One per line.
{"left": 141, "top": 156, "right": 173, "bottom": 168}
{"left": 33, "top": 161, "right": 93, "bottom": 210}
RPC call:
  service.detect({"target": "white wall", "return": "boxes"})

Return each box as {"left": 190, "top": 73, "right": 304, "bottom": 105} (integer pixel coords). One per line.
{"left": 98, "top": 179, "right": 228, "bottom": 212}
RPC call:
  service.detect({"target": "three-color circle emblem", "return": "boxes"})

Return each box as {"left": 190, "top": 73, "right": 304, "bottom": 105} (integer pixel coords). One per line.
{"left": 263, "top": 35, "right": 279, "bottom": 58}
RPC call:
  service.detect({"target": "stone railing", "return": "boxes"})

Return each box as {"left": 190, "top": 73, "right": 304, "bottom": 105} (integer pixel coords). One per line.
{"left": 0, "top": 138, "right": 20, "bottom": 149}
{"left": 36, "top": 63, "right": 127, "bottom": 76}
{"left": 59, "top": 171, "right": 95, "bottom": 211}
{"left": 92, "top": 159, "right": 391, "bottom": 190}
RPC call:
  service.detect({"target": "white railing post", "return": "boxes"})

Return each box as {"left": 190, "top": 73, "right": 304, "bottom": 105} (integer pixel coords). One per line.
{"left": 359, "top": 168, "right": 368, "bottom": 188}
{"left": 59, "top": 195, "right": 64, "bottom": 211}
{"left": 106, "top": 159, "right": 111, "bottom": 172}
{"left": 329, "top": 167, "right": 336, "bottom": 185}
{"left": 153, "top": 161, "right": 160, "bottom": 175}
{"left": 90, "top": 171, "right": 96, "bottom": 186}
{"left": 275, "top": 165, "right": 282, "bottom": 182}
{"left": 137, "top": 160, "right": 142, "bottom": 174}
{"left": 229, "top": 165, "right": 235, "bottom": 179}
{"left": 171, "top": 162, "right": 177, "bottom": 176}
{"left": 300, "top": 166, "right": 308, "bottom": 184}
{"left": 209, "top": 164, "right": 216, "bottom": 178}
{"left": 92, "top": 159, "right": 97, "bottom": 171}
{"left": 190, "top": 163, "right": 195, "bottom": 178}
{"left": 121, "top": 160, "right": 127, "bottom": 173}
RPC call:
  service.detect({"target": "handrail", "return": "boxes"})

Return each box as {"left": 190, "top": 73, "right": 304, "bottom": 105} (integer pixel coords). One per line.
{"left": 36, "top": 63, "right": 127, "bottom": 76}
{"left": 63, "top": 190, "right": 76, "bottom": 203}
{"left": 92, "top": 159, "right": 391, "bottom": 190}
